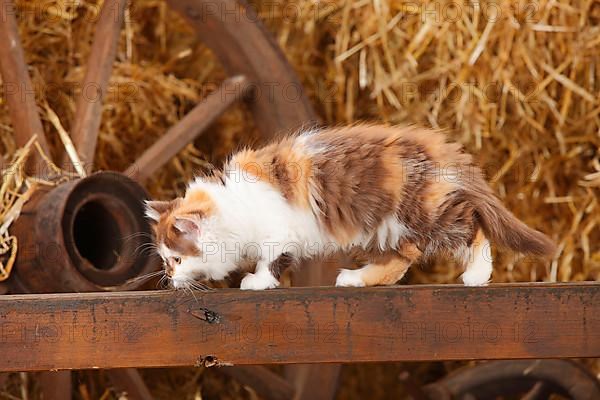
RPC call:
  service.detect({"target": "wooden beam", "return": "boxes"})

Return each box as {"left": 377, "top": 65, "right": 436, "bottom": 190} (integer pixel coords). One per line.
{"left": 0, "top": 283, "right": 598, "bottom": 372}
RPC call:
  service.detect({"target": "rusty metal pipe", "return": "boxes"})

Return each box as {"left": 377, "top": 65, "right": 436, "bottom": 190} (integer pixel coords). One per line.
{"left": 11, "top": 172, "right": 158, "bottom": 293}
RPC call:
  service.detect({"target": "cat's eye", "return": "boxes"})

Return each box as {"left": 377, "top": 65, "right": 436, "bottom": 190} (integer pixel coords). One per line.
{"left": 173, "top": 257, "right": 181, "bottom": 264}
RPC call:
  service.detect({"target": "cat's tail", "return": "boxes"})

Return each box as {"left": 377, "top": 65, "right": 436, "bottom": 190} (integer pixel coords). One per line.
{"left": 465, "top": 173, "right": 556, "bottom": 256}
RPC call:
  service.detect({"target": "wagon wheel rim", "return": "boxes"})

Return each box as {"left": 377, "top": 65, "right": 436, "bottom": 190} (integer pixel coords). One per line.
{"left": 424, "top": 360, "right": 600, "bottom": 400}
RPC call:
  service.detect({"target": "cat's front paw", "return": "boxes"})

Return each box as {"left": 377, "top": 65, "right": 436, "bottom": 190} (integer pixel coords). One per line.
{"left": 240, "top": 272, "right": 280, "bottom": 290}
{"left": 461, "top": 270, "right": 491, "bottom": 287}
{"left": 335, "top": 269, "right": 366, "bottom": 287}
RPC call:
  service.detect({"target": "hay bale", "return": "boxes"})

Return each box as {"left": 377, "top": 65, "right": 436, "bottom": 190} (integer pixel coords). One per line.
{"left": 257, "top": 0, "right": 600, "bottom": 284}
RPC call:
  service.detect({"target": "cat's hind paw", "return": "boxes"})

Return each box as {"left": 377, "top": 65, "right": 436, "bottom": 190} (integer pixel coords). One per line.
{"left": 335, "top": 268, "right": 366, "bottom": 287}
{"left": 240, "top": 272, "right": 280, "bottom": 290}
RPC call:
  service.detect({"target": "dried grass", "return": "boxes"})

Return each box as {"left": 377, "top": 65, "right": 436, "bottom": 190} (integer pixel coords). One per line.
{"left": 0, "top": 137, "right": 74, "bottom": 282}
{"left": 0, "top": 0, "right": 599, "bottom": 398}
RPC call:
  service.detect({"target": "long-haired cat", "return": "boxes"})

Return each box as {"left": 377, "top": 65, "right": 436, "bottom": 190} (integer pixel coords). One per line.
{"left": 145, "top": 124, "right": 555, "bottom": 290}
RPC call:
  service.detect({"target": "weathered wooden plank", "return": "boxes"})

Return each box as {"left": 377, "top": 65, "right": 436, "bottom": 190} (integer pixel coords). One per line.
{"left": 0, "top": 283, "right": 598, "bottom": 372}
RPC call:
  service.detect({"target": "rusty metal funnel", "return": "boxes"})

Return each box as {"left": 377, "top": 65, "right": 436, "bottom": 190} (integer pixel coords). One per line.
{"left": 11, "top": 171, "right": 159, "bottom": 293}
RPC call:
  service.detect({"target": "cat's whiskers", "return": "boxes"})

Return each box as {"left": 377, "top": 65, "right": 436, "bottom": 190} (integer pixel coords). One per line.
{"left": 133, "top": 242, "right": 158, "bottom": 256}
{"left": 121, "top": 231, "right": 153, "bottom": 241}
{"left": 124, "top": 270, "right": 164, "bottom": 284}
{"left": 157, "top": 274, "right": 170, "bottom": 289}
{"left": 187, "top": 279, "right": 212, "bottom": 292}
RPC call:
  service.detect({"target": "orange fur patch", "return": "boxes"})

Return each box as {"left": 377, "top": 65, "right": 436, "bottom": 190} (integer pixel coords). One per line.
{"left": 182, "top": 188, "right": 216, "bottom": 216}
{"left": 381, "top": 144, "right": 406, "bottom": 209}
{"left": 422, "top": 178, "right": 455, "bottom": 216}
{"left": 233, "top": 149, "right": 272, "bottom": 184}
{"left": 152, "top": 190, "right": 216, "bottom": 257}
{"left": 471, "top": 228, "right": 486, "bottom": 249}
{"left": 359, "top": 242, "right": 422, "bottom": 286}
{"left": 153, "top": 205, "right": 201, "bottom": 257}
{"left": 360, "top": 257, "right": 411, "bottom": 286}
{"left": 229, "top": 138, "right": 313, "bottom": 209}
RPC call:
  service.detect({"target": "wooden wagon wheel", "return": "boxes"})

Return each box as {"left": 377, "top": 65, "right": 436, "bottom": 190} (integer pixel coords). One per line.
{"left": 422, "top": 360, "right": 600, "bottom": 400}
{"left": 0, "top": 0, "right": 339, "bottom": 399}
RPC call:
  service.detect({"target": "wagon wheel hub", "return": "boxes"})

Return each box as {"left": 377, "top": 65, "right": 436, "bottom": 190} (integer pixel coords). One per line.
{"left": 11, "top": 172, "right": 154, "bottom": 292}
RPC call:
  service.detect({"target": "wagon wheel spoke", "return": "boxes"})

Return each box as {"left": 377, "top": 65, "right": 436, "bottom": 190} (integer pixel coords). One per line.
{"left": 0, "top": 373, "right": 8, "bottom": 388}
{"left": 125, "top": 75, "right": 251, "bottom": 182}
{"left": 219, "top": 366, "right": 295, "bottom": 400}
{"left": 39, "top": 371, "right": 72, "bottom": 400}
{"left": 106, "top": 368, "right": 153, "bottom": 400}
{"left": 66, "top": 0, "right": 128, "bottom": 173}
{"left": 0, "top": 0, "right": 50, "bottom": 158}
{"left": 522, "top": 382, "right": 551, "bottom": 400}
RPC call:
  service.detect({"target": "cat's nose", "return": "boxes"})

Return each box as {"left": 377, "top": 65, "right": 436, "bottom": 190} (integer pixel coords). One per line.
{"left": 165, "top": 264, "right": 174, "bottom": 277}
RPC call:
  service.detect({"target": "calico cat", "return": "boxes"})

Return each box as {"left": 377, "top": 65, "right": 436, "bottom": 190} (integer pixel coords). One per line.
{"left": 145, "top": 124, "right": 555, "bottom": 290}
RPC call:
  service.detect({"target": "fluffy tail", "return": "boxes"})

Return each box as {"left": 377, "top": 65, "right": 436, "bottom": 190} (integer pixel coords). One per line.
{"left": 465, "top": 174, "right": 556, "bottom": 256}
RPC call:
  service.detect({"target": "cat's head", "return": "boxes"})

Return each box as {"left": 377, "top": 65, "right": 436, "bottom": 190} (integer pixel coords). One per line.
{"left": 144, "top": 190, "right": 234, "bottom": 288}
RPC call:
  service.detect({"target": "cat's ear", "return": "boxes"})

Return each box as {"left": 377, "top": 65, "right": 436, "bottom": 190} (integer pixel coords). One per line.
{"left": 144, "top": 200, "right": 171, "bottom": 222}
{"left": 174, "top": 214, "right": 201, "bottom": 237}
